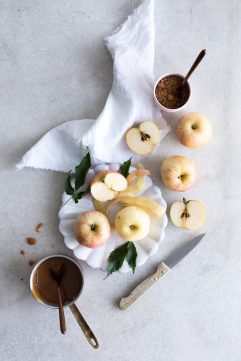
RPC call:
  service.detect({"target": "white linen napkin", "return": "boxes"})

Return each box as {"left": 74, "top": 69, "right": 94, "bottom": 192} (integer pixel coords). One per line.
{"left": 17, "top": 0, "right": 169, "bottom": 172}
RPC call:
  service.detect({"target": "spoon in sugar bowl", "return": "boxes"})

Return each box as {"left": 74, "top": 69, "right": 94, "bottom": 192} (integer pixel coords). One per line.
{"left": 178, "top": 49, "right": 207, "bottom": 97}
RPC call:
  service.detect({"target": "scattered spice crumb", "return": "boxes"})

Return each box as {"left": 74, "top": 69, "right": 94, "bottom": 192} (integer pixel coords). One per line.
{"left": 28, "top": 260, "right": 35, "bottom": 266}
{"left": 26, "top": 237, "right": 37, "bottom": 245}
{"left": 20, "top": 250, "right": 25, "bottom": 255}
{"left": 35, "top": 223, "right": 43, "bottom": 233}
{"left": 20, "top": 278, "right": 23, "bottom": 281}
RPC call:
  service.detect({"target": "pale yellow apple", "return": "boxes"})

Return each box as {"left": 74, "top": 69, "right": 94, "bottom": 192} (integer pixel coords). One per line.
{"left": 176, "top": 112, "right": 212, "bottom": 148}
{"left": 115, "top": 206, "right": 150, "bottom": 241}
{"left": 160, "top": 155, "right": 196, "bottom": 192}
{"left": 91, "top": 170, "right": 127, "bottom": 202}
{"left": 170, "top": 199, "right": 206, "bottom": 230}
{"left": 74, "top": 211, "right": 111, "bottom": 248}
{"left": 126, "top": 121, "right": 161, "bottom": 155}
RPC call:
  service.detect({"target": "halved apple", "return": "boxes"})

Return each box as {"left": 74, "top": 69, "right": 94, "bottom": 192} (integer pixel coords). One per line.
{"left": 170, "top": 198, "right": 206, "bottom": 230}
{"left": 91, "top": 170, "right": 128, "bottom": 202}
{"left": 126, "top": 121, "right": 161, "bottom": 155}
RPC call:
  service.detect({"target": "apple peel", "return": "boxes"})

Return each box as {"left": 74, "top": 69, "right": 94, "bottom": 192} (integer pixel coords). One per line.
{"left": 92, "top": 198, "right": 111, "bottom": 214}
{"left": 125, "top": 169, "right": 150, "bottom": 193}
{"left": 106, "top": 194, "right": 165, "bottom": 219}
{"left": 119, "top": 195, "right": 166, "bottom": 219}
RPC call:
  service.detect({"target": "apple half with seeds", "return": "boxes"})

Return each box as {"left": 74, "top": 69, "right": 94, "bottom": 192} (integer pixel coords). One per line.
{"left": 170, "top": 198, "right": 206, "bottom": 230}
{"left": 91, "top": 170, "right": 128, "bottom": 202}
{"left": 126, "top": 121, "right": 161, "bottom": 155}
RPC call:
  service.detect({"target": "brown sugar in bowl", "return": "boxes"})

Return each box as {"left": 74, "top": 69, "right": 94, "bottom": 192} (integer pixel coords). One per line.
{"left": 154, "top": 73, "right": 191, "bottom": 113}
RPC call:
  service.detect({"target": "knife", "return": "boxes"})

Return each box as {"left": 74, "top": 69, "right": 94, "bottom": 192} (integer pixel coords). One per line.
{"left": 119, "top": 233, "right": 205, "bottom": 310}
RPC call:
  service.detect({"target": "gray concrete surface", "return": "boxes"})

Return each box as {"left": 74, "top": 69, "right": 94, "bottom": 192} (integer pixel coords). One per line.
{"left": 1, "top": 1, "right": 241, "bottom": 360}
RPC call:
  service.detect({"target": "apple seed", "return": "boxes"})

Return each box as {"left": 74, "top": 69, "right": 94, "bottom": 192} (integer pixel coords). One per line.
{"left": 140, "top": 131, "right": 151, "bottom": 141}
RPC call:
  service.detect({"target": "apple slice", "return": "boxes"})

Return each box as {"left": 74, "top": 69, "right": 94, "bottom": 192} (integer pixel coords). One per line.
{"left": 125, "top": 169, "right": 150, "bottom": 193}
{"left": 105, "top": 172, "right": 128, "bottom": 191}
{"left": 126, "top": 121, "right": 161, "bottom": 155}
{"left": 91, "top": 170, "right": 127, "bottom": 202}
{"left": 91, "top": 182, "right": 117, "bottom": 202}
{"left": 170, "top": 198, "right": 206, "bottom": 230}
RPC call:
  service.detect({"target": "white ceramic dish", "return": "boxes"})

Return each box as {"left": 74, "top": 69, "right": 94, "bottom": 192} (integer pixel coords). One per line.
{"left": 58, "top": 163, "right": 168, "bottom": 273}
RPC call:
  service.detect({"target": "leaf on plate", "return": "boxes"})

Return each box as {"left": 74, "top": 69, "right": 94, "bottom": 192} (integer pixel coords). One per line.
{"left": 126, "top": 242, "right": 137, "bottom": 274}
{"left": 75, "top": 149, "right": 91, "bottom": 190}
{"left": 73, "top": 188, "right": 90, "bottom": 203}
{"left": 64, "top": 171, "right": 74, "bottom": 196}
{"left": 105, "top": 242, "right": 129, "bottom": 278}
{"left": 62, "top": 149, "right": 91, "bottom": 208}
{"left": 119, "top": 158, "right": 132, "bottom": 178}
{"left": 105, "top": 241, "right": 137, "bottom": 278}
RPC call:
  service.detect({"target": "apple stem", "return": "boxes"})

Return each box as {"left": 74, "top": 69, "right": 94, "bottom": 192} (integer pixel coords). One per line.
{"left": 90, "top": 224, "right": 97, "bottom": 231}
{"left": 59, "top": 196, "right": 73, "bottom": 210}
{"left": 181, "top": 198, "right": 190, "bottom": 218}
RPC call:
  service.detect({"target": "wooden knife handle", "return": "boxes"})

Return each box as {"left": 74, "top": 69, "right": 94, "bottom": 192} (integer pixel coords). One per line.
{"left": 119, "top": 262, "right": 170, "bottom": 310}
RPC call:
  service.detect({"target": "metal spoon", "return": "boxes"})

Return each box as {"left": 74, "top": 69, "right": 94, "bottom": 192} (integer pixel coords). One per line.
{"left": 49, "top": 264, "right": 66, "bottom": 334}
{"left": 178, "top": 49, "right": 207, "bottom": 96}
{"left": 50, "top": 264, "right": 98, "bottom": 347}
{"left": 69, "top": 303, "right": 99, "bottom": 349}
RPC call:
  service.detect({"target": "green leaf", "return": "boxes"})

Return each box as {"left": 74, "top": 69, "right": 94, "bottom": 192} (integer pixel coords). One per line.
{"left": 105, "top": 242, "right": 130, "bottom": 278}
{"left": 73, "top": 188, "right": 90, "bottom": 203}
{"left": 126, "top": 242, "right": 137, "bottom": 274}
{"left": 119, "top": 158, "right": 132, "bottom": 178}
{"left": 77, "top": 189, "right": 89, "bottom": 199}
{"left": 64, "top": 171, "right": 74, "bottom": 196}
{"left": 75, "top": 150, "right": 91, "bottom": 190}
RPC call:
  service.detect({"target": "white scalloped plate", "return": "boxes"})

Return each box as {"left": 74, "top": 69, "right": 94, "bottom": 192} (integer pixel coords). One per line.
{"left": 58, "top": 163, "right": 168, "bottom": 273}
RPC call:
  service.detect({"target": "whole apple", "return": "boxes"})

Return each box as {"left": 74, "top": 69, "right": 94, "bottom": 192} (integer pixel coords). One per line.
{"left": 176, "top": 112, "right": 212, "bottom": 148}
{"left": 74, "top": 211, "right": 111, "bottom": 248}
{"left": 115, "top": 206, "right": 150, "bottom": 241}
{"left": 160, "top": 155, "right": 196, "bottom": 192}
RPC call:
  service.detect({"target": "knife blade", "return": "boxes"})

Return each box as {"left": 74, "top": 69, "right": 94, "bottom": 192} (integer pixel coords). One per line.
{"left": 119, "top": 233, "right": 205, "bottom": 310}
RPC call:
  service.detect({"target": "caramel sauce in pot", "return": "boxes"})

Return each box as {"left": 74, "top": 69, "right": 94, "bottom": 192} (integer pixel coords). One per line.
{"left": 31, "top": 256, "right": 83, "bottom": 307}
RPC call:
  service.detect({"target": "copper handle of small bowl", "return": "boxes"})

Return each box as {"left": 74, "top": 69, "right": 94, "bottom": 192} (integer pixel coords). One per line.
{"left": 69, "top": 303, "right": 99, "bottom": 349}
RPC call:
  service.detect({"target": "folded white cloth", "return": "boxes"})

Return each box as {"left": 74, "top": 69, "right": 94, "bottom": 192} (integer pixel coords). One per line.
{"left": 17, "top": 0, "right": 169, "bottom": 172}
